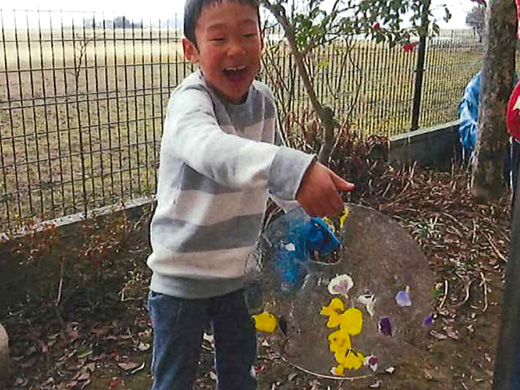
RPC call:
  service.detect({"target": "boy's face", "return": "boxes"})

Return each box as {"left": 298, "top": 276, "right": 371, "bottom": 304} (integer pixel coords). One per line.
{"left": 183, "top": 1, "right": 263, "bottom": 104}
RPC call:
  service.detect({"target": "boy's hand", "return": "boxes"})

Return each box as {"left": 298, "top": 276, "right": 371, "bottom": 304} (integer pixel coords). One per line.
{"left": 296, "top": 162, "right": 354, "bottom": 217}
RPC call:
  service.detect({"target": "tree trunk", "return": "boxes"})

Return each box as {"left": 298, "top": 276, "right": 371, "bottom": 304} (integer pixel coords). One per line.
{"left": 472, "top": 0, "right": 517, "bottom": 200}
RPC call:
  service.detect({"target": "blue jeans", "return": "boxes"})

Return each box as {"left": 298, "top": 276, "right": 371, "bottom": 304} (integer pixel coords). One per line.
{"left": 147, "top": 289, "right": 257, "bottom": 390}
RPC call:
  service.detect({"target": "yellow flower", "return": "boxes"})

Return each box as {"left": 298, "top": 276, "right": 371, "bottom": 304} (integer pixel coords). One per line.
{"left": 339, "top": 207, "right": 350, "bottom": 228}
{"left": 328, "top": 329, "right": 352, "bottom": 363}
{"left": 331, "top": 349, "right": 364, "bottom": 375}
{"left": 252, "top": 312, "right": 277, "bottom": 333}
{"left": 320, "top": 298, "right": 345, "bottom": 328}
{"left": 340, "top": 308, "right": 363, "bottom": 335}
{"left": 322, "top": 217, "right": 336, "bottom": 232}
{"left": 332, "top": 364, "right": 345, "bottom": 376}
{"left": 341, "top": 349, "right": 365, "bottom": 370}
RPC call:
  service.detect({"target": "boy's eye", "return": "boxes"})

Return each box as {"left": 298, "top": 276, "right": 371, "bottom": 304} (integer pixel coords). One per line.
{"left": 244, "top": 33, "right": 257, "bottom": 38}
{"left": 210, "top": 37, "right": 225, "bottom": 42}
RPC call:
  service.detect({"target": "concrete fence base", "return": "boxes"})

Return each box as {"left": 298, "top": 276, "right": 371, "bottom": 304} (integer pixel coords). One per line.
{"left": 0, "top": 323, "right": 9, "bottom": 383}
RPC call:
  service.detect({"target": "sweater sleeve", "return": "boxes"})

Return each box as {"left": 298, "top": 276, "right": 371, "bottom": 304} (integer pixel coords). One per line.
{"left": 161, "top": 85, "right": 314, "bottom": 200}
{"left": 268, "top": 111, "right": 308, "bottom": 211}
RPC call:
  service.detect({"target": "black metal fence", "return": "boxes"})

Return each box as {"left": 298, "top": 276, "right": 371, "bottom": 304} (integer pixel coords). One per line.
{"left": 0, "top": 9, "right": 484, "bottom": 230}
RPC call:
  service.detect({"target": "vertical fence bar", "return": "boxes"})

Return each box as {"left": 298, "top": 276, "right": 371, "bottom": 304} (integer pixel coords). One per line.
{"left": 48, "top": 10, "right": 66, "bottom": 214}
{"left": 1, "top": 9, "right": 20, "bottom": 225}
{"left": 81, "top": 13, "right": 96, "bottom": 207}
{"left": 59, "top": 11, "right": 77, "bottom": 213}
{"left": 111, "top": 14, "right": 124, "bottom": 200}
{"left": 143, "top": 16, "right": 150, "bottom": 193}
{"left": 148, "top": 16, "right": 157, "bottom": 194}
{"left": 25, "top": 9, "right": 45, "bottom": 215}
{"left": 71, "top": 14, "right": 89, "bottom": 216}
{"left": 14, "top": 10, "right": 36, "bottom": 215}
{"left": 121, "top": 16, "right": 132, "bottom": 199}
{"left": 411, "top": 34, "right": 427, "bottom": 131}
{"left": 91, "top": 12, "right": 107, "bottom": 205}
{"left": 130, "top": 17, "right": 140, "bottom": 197}
{"left": 37, "top": 9, "right": 56, "bottom": 218}
{"left": 411, "top": 0, "right": 431, "bottom": 131}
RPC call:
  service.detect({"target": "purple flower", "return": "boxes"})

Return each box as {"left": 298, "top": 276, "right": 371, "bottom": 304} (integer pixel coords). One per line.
{"left": 423, "top": 313, "right": 434, "bottom": 326}
{"left": 368, "top": 356, "right": 378, "bottom": 366}
{"left": 379, "top": 317, "right": 392, "bottom": 336}
{"left": 395, "top": 288, "right": 412, "bottom": 307}
{"left": 364, "top": 355, "right": 378, "bottom": 372}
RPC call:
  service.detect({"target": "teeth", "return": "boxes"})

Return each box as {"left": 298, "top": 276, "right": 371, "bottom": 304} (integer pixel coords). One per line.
{"left": 225, "top": 66, "right": 246, "bottom": 71}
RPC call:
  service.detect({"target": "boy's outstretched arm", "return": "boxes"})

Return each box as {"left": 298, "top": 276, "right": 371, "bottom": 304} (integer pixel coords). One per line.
{"left": 296, "top": 162, "right": 355, "bottom": 217}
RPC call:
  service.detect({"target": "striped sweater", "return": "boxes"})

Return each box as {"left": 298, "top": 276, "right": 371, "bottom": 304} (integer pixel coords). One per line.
{"left": 147, "top": 70, "right": 315, "bottom": 298}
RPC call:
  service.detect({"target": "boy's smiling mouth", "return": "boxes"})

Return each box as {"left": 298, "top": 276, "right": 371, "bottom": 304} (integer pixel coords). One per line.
{"left": 223, "top": 66, "right": 248, "bottom": 82}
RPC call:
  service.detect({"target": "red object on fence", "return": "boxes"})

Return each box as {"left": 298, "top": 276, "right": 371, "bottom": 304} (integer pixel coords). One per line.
{"left": 402, "top": 42, "right": 418, "bottom": 52}
{"left": 508, "top": 83, "right": 520, "bottom": 141}
{"left": 506, "top": 0, "right": 520, "bottom": 140}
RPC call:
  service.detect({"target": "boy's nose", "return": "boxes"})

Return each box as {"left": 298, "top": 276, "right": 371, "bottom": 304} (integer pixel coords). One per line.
{"left": 227, "top": 40, "right": 246, "bottom": 57}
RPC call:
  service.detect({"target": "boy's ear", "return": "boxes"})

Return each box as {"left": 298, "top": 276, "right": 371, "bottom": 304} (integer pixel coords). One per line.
{"left": 182, "top": 38, "right": 199, "bottom": 64}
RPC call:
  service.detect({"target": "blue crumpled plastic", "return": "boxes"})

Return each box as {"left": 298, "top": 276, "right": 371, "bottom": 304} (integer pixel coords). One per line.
{"left": 458, "top": 71, "right": 481, "bottom": 156}
{"left": 458, "top": 71, "right": 518, "bottom": 156}
{"left": 275, "top": 216, "right": 340, "bottom": 294}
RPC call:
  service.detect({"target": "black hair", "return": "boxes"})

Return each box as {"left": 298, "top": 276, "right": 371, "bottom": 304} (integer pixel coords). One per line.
{"left": 184, "top": 0, "right": 261, "bottom": 45}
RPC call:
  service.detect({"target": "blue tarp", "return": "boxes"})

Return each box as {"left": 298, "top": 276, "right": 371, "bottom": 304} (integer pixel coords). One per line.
{"left": 459, "top": 72, "right": 519, "bottom": 156}
{"left": 458, "top": 71, "right": 481, "bottom": 156}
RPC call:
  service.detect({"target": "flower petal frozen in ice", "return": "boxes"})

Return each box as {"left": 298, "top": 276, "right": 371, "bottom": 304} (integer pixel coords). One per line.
{"left": 340, "top": 308, "right": 363, "bottom": 336}
{"left": 253, "top": 312, "right": 278, "bottom": 333}
{"left": 395, "top": 286, "right": 412, "bottom": 307}
{"left": 331, "top": 365, "right": 345, "bottom": 376}
{"left": 378, "top": 317, "right": 392, "bottom": 336}
{"left": 342, "top": 349, "right": 365, "bottom": 370}
{"left": 357, "top": 293, "right": 377, "bottom": 317}
{"left": 321, "top": 297, "right": 345, "bottom": 328}
{"left": 339, "top": 207, "right": 350, "bottom": 228}
{"left": 328, "top": 274, "right": 354, "bottom": 296}
{"left": 328, "top": 329, "right": 352, "bottom": 362}
{"left": 423, "top": 313, "right": 434, "bottom": 326}
{"left": 364, "top": 355, "right": 378, "bottom": 372}
{"left": 322, "top": 217, "right": 336, "bottom": 233}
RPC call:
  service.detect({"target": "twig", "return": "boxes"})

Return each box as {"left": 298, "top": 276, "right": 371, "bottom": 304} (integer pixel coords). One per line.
{"left": 456, "top": 279, "right": 475, "bottom": 308}
{"left": 484, "top": 233, "right": 508, "bottom": 263}
{"left": 439, "top": 280, "right": 449, "bottom": 309}
{"left": 472, "top": 220, "right": 477, "bottom": 244}
{"left": 278, "top": 353, "right": 373, "bottom": 381}
{"left": 54, "top": 257, "right": 66, "bottom": 329}
{"left": 480, "top": 272, "right": 489, "bottom": 313}
{"left": 56, "top": 257, "right": 64, "bottom": 307}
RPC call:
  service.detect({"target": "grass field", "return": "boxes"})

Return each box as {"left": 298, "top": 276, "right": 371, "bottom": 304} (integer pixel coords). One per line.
{"left": 0, "top": 24, "right": 485, "bottom": 229}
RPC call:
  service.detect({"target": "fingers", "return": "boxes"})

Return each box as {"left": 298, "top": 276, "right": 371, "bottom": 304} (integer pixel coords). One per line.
{"left": 296, "top": 163, "right": 354, "bottom": 217}
{"left": 329, "top": 170, "right": 355, "bottom": 192}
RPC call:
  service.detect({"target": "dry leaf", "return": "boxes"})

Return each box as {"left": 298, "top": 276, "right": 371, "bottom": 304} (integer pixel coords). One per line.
{"left": 430, "top": 330, "right": 448, "bottom": 340}
{"left": 117, "top": 361, "right": 140, "bottom": 371}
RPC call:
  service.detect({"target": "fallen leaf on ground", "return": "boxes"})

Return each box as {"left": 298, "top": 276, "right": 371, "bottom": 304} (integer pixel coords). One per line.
{"left": 117, "top": 361, "right": 141, "bottom": 371}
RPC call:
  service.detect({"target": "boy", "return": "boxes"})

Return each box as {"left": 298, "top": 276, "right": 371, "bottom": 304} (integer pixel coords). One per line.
{"left": 146, "top": 0, "right": 354, "bottom": 389}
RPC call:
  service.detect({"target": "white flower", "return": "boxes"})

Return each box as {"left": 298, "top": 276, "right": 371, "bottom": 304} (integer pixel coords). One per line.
{"left": 328, "top": 274, "right": 354, "bottom": 296}
{"left": 357, "top": 293, "right": 377, "bottom": 317}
